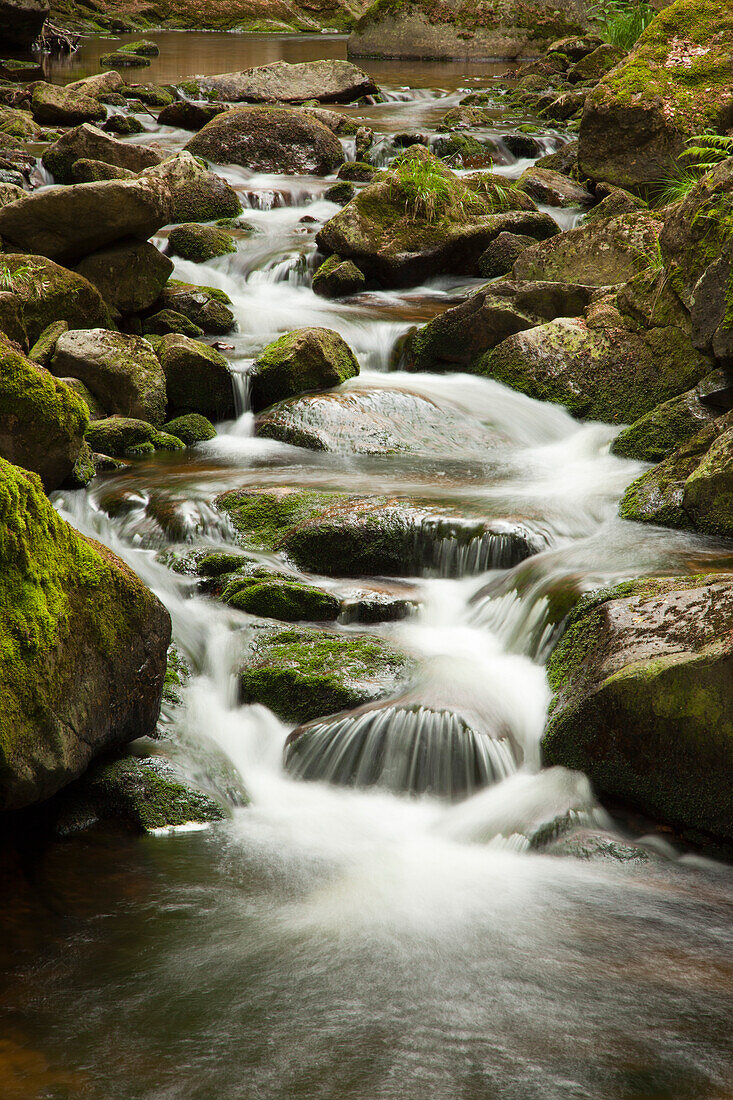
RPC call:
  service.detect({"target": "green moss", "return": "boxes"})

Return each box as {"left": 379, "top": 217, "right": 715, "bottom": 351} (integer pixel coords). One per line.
{"left": 217, "top": 487, "right": 340, "bottom": 550}
{"left": 611, "top": 392, "right": 712, "bottom": 463}
{"left": 168, "top": 223, "right": 237, "bottom": 264}
{"left": 162, "top": 413, "right": 216, "bottom": 445}
{"left": 82, "top": 756, "right": 225, "bottom": 832}
{"left": 85, "top": 417, "right": 185, "bottom": 458}
{"left": 250, "top": 328, "right": 359, "bottom": 412}
{"left": 226, "top": 578, "right": 341, "bottom": 622}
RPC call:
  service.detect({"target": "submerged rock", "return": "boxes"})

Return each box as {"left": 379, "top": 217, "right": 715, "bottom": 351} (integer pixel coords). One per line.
{"left": 186, "top": 106, "right": 345, "bottom": 174}
{"left": 542, "top": 575, "right": 733, "bottom": 844}
{"left": 249, "top": 327, "right": 359, "bottom": 413}
{"left": 189, "top": 59, "right": 377, "bottom": 104}
{"left": 238, "top": 626, "right": 414, "bottom": 724}
{"left": 0, "top": 458, "right": 171, "bottom": 810}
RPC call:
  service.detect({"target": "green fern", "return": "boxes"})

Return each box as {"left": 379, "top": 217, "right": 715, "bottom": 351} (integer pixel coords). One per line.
{"left": 0, "top": 262, "right": 48, "bottom": 298}
{"left": 653, "top": 133, "right": 733, "bottom": 205}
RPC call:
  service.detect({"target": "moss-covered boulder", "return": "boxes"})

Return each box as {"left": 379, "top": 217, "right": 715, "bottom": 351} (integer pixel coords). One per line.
{"left": 249, "top": 327, "right": 359, "bottom": 414}
{"left": 611, "top": 372, "right": 725, "bottom": 463}
{"left": 140, "top": 151, "right": 242, "bottom": 223}
{"left": 162, "top": 413, "right": 216, "bottom": 445}
{"left": 66, "top": 71, "right": 124, "bottom": 100}
{"left": 192, "top": 59, "right": 377, "bottom": 104}
{"left": 517, "top": 166, "right": 592, "bottom": 208}
{"left": 143, "top": 310, "right": 204, "bottom": 339}
{"left": 30, "top": 82, "right": 106, "bottom": 127}
{"left": 75, "top": 239, "right": 174, "bottom": 315}
{"left": 476, "top": 232, "right": 537, "bottom": 278}
{"left": 0, "top": 289, "right": 26, "bottom": 347}
{"left": 404, "top": 278, "right": 595, "bottom": 373}
{"left": 347, "top": 0, "right": 587, "bottom": 61}
{"left": 158, "top": 333, "right": 233, "bottom": 420}
{"left": 168, "top": 223, "right": 237, "bottom": 263}
{"left": 239, "top": 626, "right": 413, "bottom": 724}
{"left": 0, "top": 105, "right": 40, "bottom": 140}
{"left": 224, "top": 575, "right": 341, "bottom": 621}
{"left": 102, "top": 114, "right": 145, "bottom": 136}
{"left": 0, "top": 339, "right": 88, "bottom": 491}
{"left": 0, "top": 255, "right": 113, "bottom": 344}
{"left": 71, "top": 158, "right": 137, "bottom": 184}
{"left": 0, "top": 459, "right": 171, "bottom": 810}
{"left": 186, "top": 106, "right": 345, "bottom": 174}
{"left": 216, "top": 486, "right": 543, "bottom": 577}
{"left": 155, "top": 280, "right": 235, "bottom": 335}
{"left": 315, "top": 146, "right": 555, "bottom": 288}
{"left": 681, "top": 427, "right": 733, "bottom": 537}
{"left": 578, "top": 0, "right": 733, "bottom": 189}
{"left": 690, "top": 238, "right": 733, "bottom": 366}
{"left": 42, "top": 123, "right": 162, "bottom": 185}
{"left": 512, "top": 212, "right": 662, "bottom": 287}
{"left": 51, "top": 329, "right": 167, "bottom": 426}
{"left": 542, "top": 575, "right": 733, "bottom": 843}
{"left": 28, "top": 320, "right": 68, "bottom": 368}
{"left": 312, "top": 254, "right": 366, "bottom": 298}
{"left": 85, "top": 416, "right": 185, "bottom": 457}
{"left": 157, "top": 101, "right": 226, "bottom": 131}
{"left": 60, "top": 377, "right": 106, "bottom": 421}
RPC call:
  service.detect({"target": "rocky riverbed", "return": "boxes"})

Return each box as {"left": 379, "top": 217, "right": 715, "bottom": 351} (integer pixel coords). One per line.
{"left": 1, "top": 6, "right": 733, "bottom": 1097}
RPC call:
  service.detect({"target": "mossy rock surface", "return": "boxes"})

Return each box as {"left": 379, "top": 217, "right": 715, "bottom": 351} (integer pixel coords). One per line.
{"left": 239, "top": 626, "right": 414, "bottom": 724}
{"left": 225, "top": 576, "right": 341, "bottom": 622}
{"left": 611, "top": 376, "right": 722, "bottom": 463}
{"left": 0, "top": 337, "right": 88, "bottom": 491}
{"left": 101, "top": 51, "right": 151, "bottom": 69}
{"left": 0, "top": 458, "right": 171, "bottom": 810}
{"left": 0, "top": 254, "right": 113, "bottom": 344}
{"left": 660, "top": 160, "right": 733, "bottom": 310}
{"left": 162, "top": 413, "right": 216, "bottom": 445}
{"left": 542, "top": 574, "right": 733, "bottom": 844}
{"left": 156, "top": 280, "right": 235, "bottom": 335}
{"left": 43, "top": 123, "right": 162, "bottom": 185}
{"left": 28, "top": 320, "right": 68, "bottom": 368}
{"left": 249, "top": 327, "right": 359, "bottom": 413}
{"left": 158, "top": 333, "right": 234, "bottom": 420}
{"left": 30, "top": 82, "right": 106, "bottom": 127}
{"left": 141, "top": 150, "right": 243, "bottom": 224}
{"left": 186, "top": 106, "right": 345, "bottom": 175}
{"left": 578, "top": 0, "right": 733, "bottom": 189}
{"left": 312, "top": 254, "right": 366, "bottom": 298}
{"left": 75, "top": 239, "right": 174, "bottom": 315}
{"left": 143, "top": 309, "right": 205, "bottom": 339}
{"left": 102, "top": 114, "right": 145, "bottom": 136}
{"left": 168, "top": 223, "right": 237, "bottom": 263}
{"left": 85, "top": 416, "right": 185, "bottom": 457}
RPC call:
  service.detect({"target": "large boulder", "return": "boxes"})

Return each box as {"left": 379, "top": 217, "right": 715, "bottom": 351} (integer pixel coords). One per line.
{"left": 0, "top": 0, "right": 48, "bottom": 47}
{"left": 30, "top": 82, "right": 106, "bottom": 127}
{"left": 0, "top": 338, "right": 87, "bottom": 491}
{"left": 42, "top": 123, "right": 163, "bottom": 185}
{"left": 249, "top": 327, "right": 359, "bottom": 413}
{"left": 51, "top": 329, "right": 167, "bottom": 426}
{"left": 185, "top": 106, "right": 345, "bottom": 174}
{"left": 316, "top": 147, "right": 551, "bottom": 288}
{"left": 157, "top": 333, "right": 234, "bottom": 420}
{"left": 542, "top": 575, "right": 733, "bottom": 843}
{"left": 578, "top": 0, "right": 733, "bottom": 189}
{"left": 85, "top": 416, "right": 185, "bottom": 457}
{"left": 348, "top": 0, "right": 587, "bottom": 60}
{"left": 0, "top": 458, "right": 171, "bottom": 811}
{"left": 0, "top": 254, "right": 113, "bottom": 344}
{"left": 140, "top": 151, "right": 242, "bottom": 222}
{"left": 0, "top": 179, "right": 169, "bottom": 265}
{"left": 75, "top": 239, "right": 174, "bottom": 315}
{"left": 512, "top": 212, "right": 663, "bottom": 287}
{"left": 66, "top": 71, "right": 124, "bottom": 100}
{"left": 189, "top": 60, "right": 378, "bottom": 104}
{"left": 691, "top": 239, "right": 733, "bottom": 366}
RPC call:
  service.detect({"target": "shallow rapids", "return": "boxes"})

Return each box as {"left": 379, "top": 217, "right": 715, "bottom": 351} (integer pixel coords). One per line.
{"left": 3, "top": 32, "right": 733, "bottom": 1100}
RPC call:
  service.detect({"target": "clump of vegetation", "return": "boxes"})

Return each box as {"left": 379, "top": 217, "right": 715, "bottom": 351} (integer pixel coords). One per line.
{"left": 0, "top": 262, "right": 50, "bottom": 300}
{"left": 593, "top": 0, "right": 655, "bottom": 51}
{"left": 654, "top": 133, "right": 733, "bottom": 205}
{"left": 389, "top": 154, "right": 510, "bottom": 224}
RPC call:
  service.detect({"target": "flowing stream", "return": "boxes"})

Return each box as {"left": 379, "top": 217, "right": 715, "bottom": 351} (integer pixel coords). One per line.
{"left": 3, "top": 32, "right": 733, "bottom": 1100}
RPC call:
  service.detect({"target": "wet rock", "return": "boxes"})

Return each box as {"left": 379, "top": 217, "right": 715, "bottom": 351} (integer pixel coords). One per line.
{"left": 238, "top": 626, "right": 414, "bottom": 724}
{"left": 155, "top": 279, "right": 235, "bottom": 335}
{"left": 568, "top": 43, "right": 623, "bottom": 84}
{"left": 534, "top": 139, "right": 578, "bottom": 177}
{"left": 0, "top": 178, "right": 170, "bottom": 265}
{"left": 75, "top": 238, "right": 174, "bottom": 314}
{"left": 85, "top": 416, "right": 185, "bottom": 457}
{"left": 611, "top": 372, "right": 726, "bottom": 463}
{"left": 542, "top": 574, "right": 733, "bottom": 844}
{"left": 217, "top": 486, "right": 544, "bottom": 577}
{"left": 102, "top": 114, "right": 145, "bottom": 136}
{"left": 312, "top": 254, "right": 366, "bottom": 298}
{"left": 0, "top": 254, "right": 113, "bottom": 344}
{"left": 28, "top": 319, "right": 68, "bottom": 367}
{"left": 59, "top": 376, "right": 106, "bottom": 420}
{"left": 0, "top": 337, "right": 87, "bottom": 491}
{"left": 316, "top": 146, "right": 554, "bottom": 288}
{"left": 186, "top": 105, "right": 345, "bottom": 175}
{"left": 578, "top": 0, "right": 733, "bottom": 189}
{"left": 347, "top": 0, "right": 587, "bottom": 61}
{"left": 405, "top": 278, "right": 595, "bottom": 373}
{"left": 324, "top": 180, "right": 355, "bottom": 205}
{"left": 162, "top": 412, "right": 216, "bottom": 445}
{"left": 59, "top": 755, "right": 225, "bottom": 835}
{"left": 30, "top": 82, "right": 106, "bottom": 126}
{"left": 157, "top": 100, "right": 227, "bottom": 131}
{"left": 42, "top": 123, "right": 163, "bottom": 184}
{"left": 71, "top": 158, "right": 137, "bottom": 183}
{"left": 52, "top": 329, "right": 167, "bottom": 426}
{"left": 582, "top": 184, "right": 647, "bottom": 224}
{"left": 120, "top": 39, "right": 159, "bottom": 58}
{"left": 190, "top": 59, "right": 377, "bottom": 104}
{"left": 124, "top": 83, "right": 174, "bottom": 108}
{"left": 67, "top": 70, "right": 124, "bottom": 100}
{"left": 0, "top": 105, "right": 40, "bottom": 140}
{"left": 249, "top": 326, "right": 359, "bottom": 414}
{"left": 513, "top": 211, "right": 662, "bottom": 287}
{"left": 223, "top": 572, "right": 341, "bottom": 622}
{"left": 168, "top": 223, "right": 237, "bottom": 263}
{"left": 140, "top": 150, "right": 242, "bottom": 223}
{"left": 517, "top": 166, "right": 593, "bottom": 208}
{"left": 681, "top": 425, "right": 733, "bottom": 538}
{"left": 143, "top": 309, "right": 204, "bottom": 338}
{"left": 101, "top": 51, "right": 151, "bottom": 69}
{"left": 0, "top": 0, "right": 48, "bottom": 47}
{"left": 477, "top": 232, "right": 537, "bottom": 278}
{"left": 337, "top": 160, "right": 378, "bottom": 183}
{"left": 0, "top": 458, "right": 171, "bottom": 810}
{"left": 158, "top": 332, "right": 234, "bottom": 420}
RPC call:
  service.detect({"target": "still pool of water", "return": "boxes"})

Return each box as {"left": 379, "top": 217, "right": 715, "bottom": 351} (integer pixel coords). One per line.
{"left": 1, "top": 31, "right": 732, "bottom": 1100}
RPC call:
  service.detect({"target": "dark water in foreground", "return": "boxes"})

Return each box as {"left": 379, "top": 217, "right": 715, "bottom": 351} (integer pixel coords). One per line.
{"left": 1, "top": 31, "right": 732, "bottom": 1100}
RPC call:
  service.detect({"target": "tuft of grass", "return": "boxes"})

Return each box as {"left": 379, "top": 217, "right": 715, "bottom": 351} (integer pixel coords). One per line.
{"left": 592, "top": 0, "right": 655, "bottom": 51}
{"left": 389, "top": 154, "right": 512, "bottom": 224}
{"left": 653, "top": 133, "right": 733, "bottom": 206}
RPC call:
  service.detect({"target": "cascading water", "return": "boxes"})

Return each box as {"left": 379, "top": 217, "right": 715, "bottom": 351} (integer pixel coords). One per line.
{"left": 6, "top": 33, "right": 733, "bottom": 1100}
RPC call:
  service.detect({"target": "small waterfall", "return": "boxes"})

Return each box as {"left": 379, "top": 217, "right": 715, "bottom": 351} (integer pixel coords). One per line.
{"left": 229, "top": 366, "right": 252, "bottom": 415}
{"left": 414, "top": 522, "right": 546, "bottom": 578}
{"left": 284, "top": 701, "right": 517, "bottom": 799}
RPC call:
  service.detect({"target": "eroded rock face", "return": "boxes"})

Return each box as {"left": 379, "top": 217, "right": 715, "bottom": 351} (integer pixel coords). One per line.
{"left": 0, "top": 458, "right": 171, "bottom": 811}
{"left": 542, "top": 575, "right": 733, "bottom": 844}
{"left": 51, "top": 329, "right": 168, "bottom": 426}
{"left": 249, "top": 327, "right": 359, "bottom": 413}
{"left": 186, "top": 106, "right": 345, "bottom": 174}
{"left": 190, "top": 60, "right": 378, "bottom": 104}
{"left": 0, "top": 0, "right": 48, "bottom": 47}
{"left": 348, "top": 0, "right": 587, "bottom": 61}
{"left": 578, "top": 0, "right": 733, "bottom": 189}
{"left": 0, "top": 338, "right": 87, "bottom": 491}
